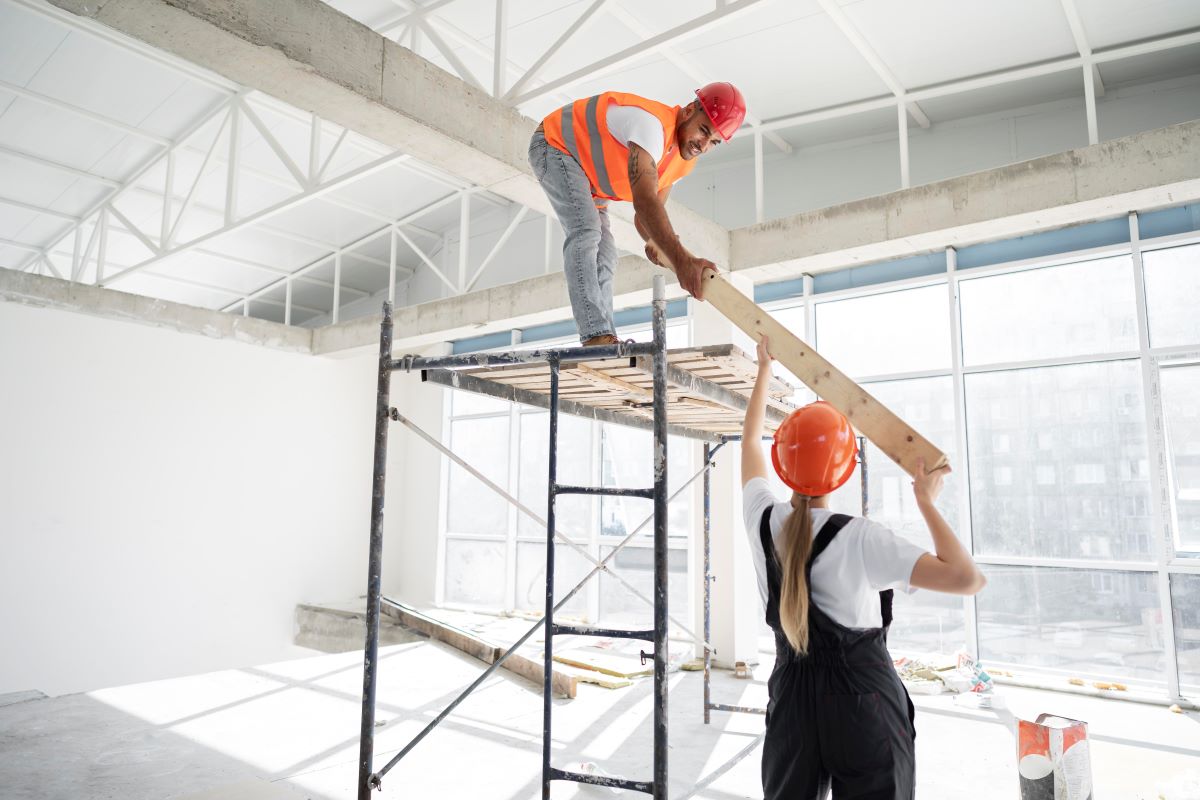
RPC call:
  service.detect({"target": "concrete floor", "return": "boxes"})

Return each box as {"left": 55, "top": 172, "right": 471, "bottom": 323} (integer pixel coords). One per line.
{"left": 2, "top": 628, "right": 1198, "bottom": 800}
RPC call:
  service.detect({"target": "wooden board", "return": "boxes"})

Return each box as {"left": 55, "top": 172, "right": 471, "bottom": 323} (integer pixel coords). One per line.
{"left": 381, "top": 600, "right": 577, "bottom": 698}
{"left": 649, "top": 249, "right": 949, "bottom": 476}
{"left": 553, "top": 645, "right": 655, "bottom": 679}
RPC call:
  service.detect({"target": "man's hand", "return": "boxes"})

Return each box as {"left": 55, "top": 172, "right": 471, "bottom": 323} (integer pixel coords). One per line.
{"left": 912, "top": 456, "right": 951, "bottom": 507}
{"left": 677, "top": 255, "right": 715, "bottom": 301}
{"left": 644, "top": 242, "right": 661, "bottom": 266}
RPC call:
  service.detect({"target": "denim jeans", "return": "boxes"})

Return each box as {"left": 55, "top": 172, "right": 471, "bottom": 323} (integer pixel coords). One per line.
{"left": 528, "top": 129, "right": 617, "bottom": 342}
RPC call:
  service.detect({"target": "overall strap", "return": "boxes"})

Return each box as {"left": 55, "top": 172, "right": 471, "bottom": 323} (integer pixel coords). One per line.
{"left": 759, "top": 506, "right": 781, "bottom": 629}
{"left": 805, "top": 513, "right": 853, "bottom": 578}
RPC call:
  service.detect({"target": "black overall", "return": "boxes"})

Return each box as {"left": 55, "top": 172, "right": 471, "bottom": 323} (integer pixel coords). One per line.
{"left": 759, "top": 507, "right": 916, "bottom": 800}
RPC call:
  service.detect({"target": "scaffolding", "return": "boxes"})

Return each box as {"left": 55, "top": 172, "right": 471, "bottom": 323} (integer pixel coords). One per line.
{"left": 356, "top": 275, "right": 793, "bottom": 799}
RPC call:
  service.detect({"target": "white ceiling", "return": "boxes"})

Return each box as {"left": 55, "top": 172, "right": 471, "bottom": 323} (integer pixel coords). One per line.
{"left": 1, "top": 0, "right": 1198, "bottom": 325}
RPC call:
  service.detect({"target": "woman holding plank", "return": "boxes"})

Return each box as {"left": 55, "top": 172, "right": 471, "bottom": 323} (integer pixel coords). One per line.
{"left": 741, "top": 336, "right": 986, "bottom": 799}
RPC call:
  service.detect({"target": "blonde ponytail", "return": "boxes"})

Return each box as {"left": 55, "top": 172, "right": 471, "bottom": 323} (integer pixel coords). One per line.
{"left": 778, "top": 495, "right": 814, "bottom": 654}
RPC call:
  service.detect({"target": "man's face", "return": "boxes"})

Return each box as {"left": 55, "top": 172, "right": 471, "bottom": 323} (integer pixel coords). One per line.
{"left": 676, "top": 101, "right": 723, "bottom": 161}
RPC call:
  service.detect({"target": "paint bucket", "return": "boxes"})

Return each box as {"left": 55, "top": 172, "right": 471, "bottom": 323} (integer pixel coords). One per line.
{"left": 1017, "top": 714, "right": 1092, "bottom": 800}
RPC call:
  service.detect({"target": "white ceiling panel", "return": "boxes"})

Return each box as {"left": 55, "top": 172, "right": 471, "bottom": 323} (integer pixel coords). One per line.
{"left": 203, "top": 226, "right": 327, "bottom": 270}
{"left": 265, "top": 198, "right": 386, "bottom": 246}
{"left": 0, "top": 2, "right": 69, "bottom": 86}
{"left": 1099, "top": 43, "right": 1200, "bottom": 87}
{"left": 1077, "top": 0, "right": 1200, "bottom": 49}
{"left": 0, "top": 98, "right": 133, "bottom": 176}
{"left": 842, "top": 0, "right": 1078, "bottom": 89}
{"left": 137, "top": 84, "right": 230, "bottom": 141}
{"left": 0, "top": 150, "right": 90, "bottom": 205}
{"left": 323, "top": 163, "right": 451, "bottom": 221}
{"left": 916, "top": 70, "right": 1086, "bottom": 123}
{"left": 45, "top": 181, "right": 109, "bottom": 219}
{"left": 684, "top": 12, "right": 889, "bottom": 120}
{"left": 26, "top": 31, "right": 187, "bottom": 131}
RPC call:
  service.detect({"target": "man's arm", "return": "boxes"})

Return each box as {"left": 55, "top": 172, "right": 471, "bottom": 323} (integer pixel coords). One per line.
{"left": 627, "top": 144, "right": 709, "bottom": 298}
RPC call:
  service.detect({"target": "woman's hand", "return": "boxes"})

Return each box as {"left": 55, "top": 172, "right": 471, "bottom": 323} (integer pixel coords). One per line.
{"left": 911, "top": 456, "right": 951, "bottom": 507}
{"left": 756, "top": 335, "right": 773, "bottom": 374}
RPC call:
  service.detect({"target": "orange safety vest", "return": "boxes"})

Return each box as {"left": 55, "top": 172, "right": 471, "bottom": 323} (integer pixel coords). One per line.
{"left": 542, "top": 92, "right": 694, "bottom": 203}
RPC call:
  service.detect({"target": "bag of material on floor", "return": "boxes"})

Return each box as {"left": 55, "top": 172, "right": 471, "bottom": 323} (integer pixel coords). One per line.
{"left": 1017, "top": 714, "right": 1092, "bottom": 800}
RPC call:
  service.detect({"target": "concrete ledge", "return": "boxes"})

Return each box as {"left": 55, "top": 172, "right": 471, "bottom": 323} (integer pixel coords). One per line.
{"left": 0, "top": 268, "right": 312, "bottom": 353}
{"left": 313, "top": 255, "right": 690, "bottom": 354}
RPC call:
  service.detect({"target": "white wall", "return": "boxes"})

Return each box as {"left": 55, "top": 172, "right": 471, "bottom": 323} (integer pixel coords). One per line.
{"left": 0, "top": 302, "right": 383, "bottom": 696}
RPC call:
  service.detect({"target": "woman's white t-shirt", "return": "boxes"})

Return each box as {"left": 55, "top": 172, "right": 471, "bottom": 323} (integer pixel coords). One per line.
{"left": 742, "top": 477, "right": 927, "bottom": 630}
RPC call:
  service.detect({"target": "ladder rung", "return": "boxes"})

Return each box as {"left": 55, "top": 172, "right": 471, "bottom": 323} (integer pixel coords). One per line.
{"left": 548, "top": 767, "right": 653, "bottom": 794}
{"left": 552, "top": 624, "right": 654, "bottom": 641}
{"left": 554, "top": 484, "right": 654, "bottom": 499}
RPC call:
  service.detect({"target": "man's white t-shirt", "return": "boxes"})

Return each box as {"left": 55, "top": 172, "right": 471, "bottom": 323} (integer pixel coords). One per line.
{"left": 742, "top": 477, "right": 927, "bottom": 630}
{"left": 606, "top": 104, "right": 667, "bottom": 164}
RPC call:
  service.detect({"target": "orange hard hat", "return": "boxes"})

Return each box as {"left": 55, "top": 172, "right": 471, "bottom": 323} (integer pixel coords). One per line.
{"left": 771, "top": 401, "right": 858, "bottom": 496}
{"left": 695, "top": 82, "right": 746, "bottom": 141}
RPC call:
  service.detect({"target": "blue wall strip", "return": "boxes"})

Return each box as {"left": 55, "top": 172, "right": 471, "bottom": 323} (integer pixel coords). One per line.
{"left": 1138, "top": 202, "right": 1200, "bottom": 240}
{"left": 955, "top": 217, "right": 1130, "bottom": 270}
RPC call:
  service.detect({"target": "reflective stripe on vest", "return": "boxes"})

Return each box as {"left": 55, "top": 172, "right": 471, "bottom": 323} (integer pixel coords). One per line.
{"left": 543, "top": 92, "right": 694, "bottom": 203}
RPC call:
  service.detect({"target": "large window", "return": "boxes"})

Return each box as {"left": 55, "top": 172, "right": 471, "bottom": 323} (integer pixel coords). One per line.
{"left": 757, "top": 218, "right": 1199, "bottom": 697}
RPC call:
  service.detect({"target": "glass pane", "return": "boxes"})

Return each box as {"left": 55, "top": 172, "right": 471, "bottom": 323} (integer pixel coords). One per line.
{"left": 769, "top": 305, "right": 813, "bottom": 405}
{"left": 1170, "top": 573, "right": 1200, "bottom": 693}
{"left": 598, "top": 546, "right": 689, "bottom": 628}
{"left": 831, "top": 376, "right": 959, "bottom": 547}
{"left": 960, "top": 256, "right": 1137, "bottom": 365}
{"left": 977, "top": 566, "right": 1165, "bottom": 684}
{"left": 966, "top": 361, "right": 1153, "bottom": 561}
{"left": 515, "top": 541, "right": 591, "bottom": 619}
{"left": 451, "top": 388, "right": 508, "bottom": 416}
{"left": 599, "top": 426, "right": 692, "bottom": 541}
{"left": 1162, "top": 365, "right": 1200, "bottom": 552}
{"left": 889, "top": 590, "right": 967, "bottom": 657}
{"left": 443, "top": 539, "right": 506, "bottom": 607}
{"left": 446, "top": 416, "right": 510, "bottom": 536}
{"left": 1143, "top": 244, "right": 1200, "bottom": 348}
{"left": 517, "top": 412, "right": 592, "bottom": 539}
{"left": 815, "top": 285, "right": 951, "bottom": 377}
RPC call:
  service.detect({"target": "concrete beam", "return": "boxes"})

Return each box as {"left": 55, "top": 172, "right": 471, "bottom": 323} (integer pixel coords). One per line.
{"left": 313, "top": 255, "right": 689, "bottom": 355}
{"left": 0, "top": 268, "right": 311, "bottom": 353}
{"left": 47, "top": 0, "right": 729, "bottom": 264}
{"left": 316, "top": 120, "right": 1200, "bottom": 354}
{"left": 731, "top": 120, "right": 1200, "bottom": 279}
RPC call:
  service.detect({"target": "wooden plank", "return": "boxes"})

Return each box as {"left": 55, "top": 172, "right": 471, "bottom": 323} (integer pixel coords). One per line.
{"left": 649, "top": 254, "right": 949, "bottom": 475}
{"left": 381, "top": 601, "right": 577, "bottom": 698}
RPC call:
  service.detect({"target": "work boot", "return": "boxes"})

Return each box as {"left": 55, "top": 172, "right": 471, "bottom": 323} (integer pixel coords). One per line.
{"left": 582, "top": 333, "right": 620, "bottom": 346}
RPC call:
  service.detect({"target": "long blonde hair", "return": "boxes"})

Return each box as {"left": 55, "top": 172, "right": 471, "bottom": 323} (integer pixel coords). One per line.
{"left": 778, "top": 492, "right": 814, "bottom": 654}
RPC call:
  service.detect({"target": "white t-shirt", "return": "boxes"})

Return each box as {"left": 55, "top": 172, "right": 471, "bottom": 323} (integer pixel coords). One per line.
{"left": 606, "top": 104, "right": 666, "bottom": 164}
{"left": 742, "top": 477, "right": 927, "bottom": 630}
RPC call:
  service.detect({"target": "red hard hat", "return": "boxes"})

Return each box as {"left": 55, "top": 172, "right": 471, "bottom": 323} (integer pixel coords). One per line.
{"left": 695, "top": 82, "right": 746, "bottom": 141}
{"left": 771, "top": 401, "right": 858, "bottom": 496}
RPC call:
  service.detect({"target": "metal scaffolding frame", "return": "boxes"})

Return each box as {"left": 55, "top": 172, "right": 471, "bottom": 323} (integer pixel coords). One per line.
{"left": 356, "top": 274, "right": 769, "bottom": 799}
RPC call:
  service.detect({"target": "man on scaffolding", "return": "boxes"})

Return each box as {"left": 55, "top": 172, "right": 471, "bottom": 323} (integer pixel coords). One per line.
{"left": 528, "top": 83, "right": 747, "bottom": 345}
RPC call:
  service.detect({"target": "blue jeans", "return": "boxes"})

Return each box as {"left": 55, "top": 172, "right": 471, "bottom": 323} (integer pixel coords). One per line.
{"left": 528, "top": 129, "right": 617, "bottom": 341}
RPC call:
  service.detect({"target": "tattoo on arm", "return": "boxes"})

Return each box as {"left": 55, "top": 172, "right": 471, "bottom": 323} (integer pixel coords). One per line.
{"left": 628, "top": 149, "right": 640, "bottom": 187}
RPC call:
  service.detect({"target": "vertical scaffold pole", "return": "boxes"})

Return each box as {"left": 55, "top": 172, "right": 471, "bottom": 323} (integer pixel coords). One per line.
{"left": 541, "top": 354, "right": 561, "bottom": 800}
{"left": 702, "top": 440, "right": 712, "bottom": 725}
{"left": 651, "top": 274, "right": 668, "bottom": 799}
{"left": 358, "top": 302, "right": 394, "bottom": 800}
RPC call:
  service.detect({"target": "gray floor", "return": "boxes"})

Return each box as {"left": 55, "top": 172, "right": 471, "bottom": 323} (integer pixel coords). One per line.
{"left": 2, "top": 631, "right": 1198, "bottom": 800}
